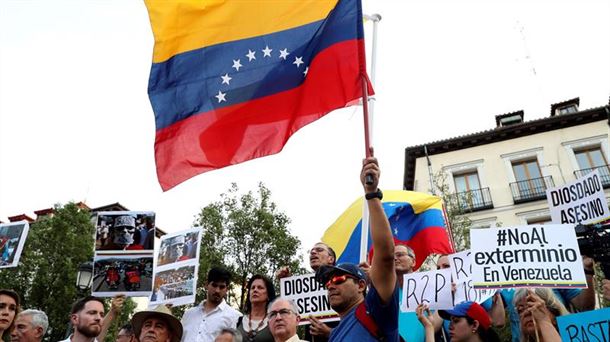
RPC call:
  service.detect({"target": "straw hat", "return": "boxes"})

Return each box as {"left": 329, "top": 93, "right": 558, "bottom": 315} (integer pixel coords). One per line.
{"left": 131, "top": 305, "right": 183, "bottom": 342}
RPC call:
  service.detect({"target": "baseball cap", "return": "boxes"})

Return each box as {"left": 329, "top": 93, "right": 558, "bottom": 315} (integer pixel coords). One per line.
{"left": 438, "top": 301, "right": 491, "bottom": 330}
{"left": 315, "top": 262, "right": 366, "bottom": 285}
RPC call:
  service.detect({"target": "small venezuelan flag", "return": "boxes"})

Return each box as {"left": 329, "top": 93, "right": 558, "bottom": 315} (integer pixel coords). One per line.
{"left": 322, "top": 191, "right": 454, "bottom": 270}
{"left": 144, "top": 0, "right": 372, "bottom": 191}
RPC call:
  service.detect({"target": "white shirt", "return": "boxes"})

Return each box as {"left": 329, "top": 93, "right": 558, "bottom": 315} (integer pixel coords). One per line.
{"left": 284, "top": 335, "right": 308, "bottom": 342}
{"left": 56, "top": 335, "right": 98, "bottom": 342}
{"left": 180, "top": 300, "right": 241, "bottom": 342}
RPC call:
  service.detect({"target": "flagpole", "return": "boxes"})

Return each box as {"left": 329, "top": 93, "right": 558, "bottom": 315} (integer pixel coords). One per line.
{"left": 360, "top": 13, "right": 382, "bottom": 263}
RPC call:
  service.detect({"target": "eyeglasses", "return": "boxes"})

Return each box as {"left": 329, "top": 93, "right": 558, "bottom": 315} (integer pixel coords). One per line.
{"left": 395, "top": 252, "right": 414, "bottom": 258}
{"left": 267, "top": 308, "right": 295, "bottom": 320}
{"left": 325, "top": 274, "right": 357, "bottom": 288}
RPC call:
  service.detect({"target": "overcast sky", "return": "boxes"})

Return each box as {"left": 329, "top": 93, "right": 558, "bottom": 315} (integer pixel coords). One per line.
{"left": 1, "top": 0, "right": 609, "bottom": 265}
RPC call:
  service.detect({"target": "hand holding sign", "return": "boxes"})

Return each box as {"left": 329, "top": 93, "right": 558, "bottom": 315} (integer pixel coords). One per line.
{"left": 401, "top": 269, "right": 452, "bottom": 312}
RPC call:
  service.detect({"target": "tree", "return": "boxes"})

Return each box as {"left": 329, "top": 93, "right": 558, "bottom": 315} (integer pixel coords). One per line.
{"left": 431, "top": 171, "right": 473, "bottom": 251}
{"left": 0, "top": 203, "right": 136, "bottom": 342}
{"left": 193, "top": 183, "right": 303, "bottom": 310}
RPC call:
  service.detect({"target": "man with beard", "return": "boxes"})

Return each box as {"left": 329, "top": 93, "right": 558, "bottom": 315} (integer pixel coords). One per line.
{"left": 59, "top": 296, "right": 105, "bottom": 342}
{"left": 181, "top": 267, "right": 241, "bottom": 342}
{"left": 132, "top": 305, "right": 183, "bottom": 342}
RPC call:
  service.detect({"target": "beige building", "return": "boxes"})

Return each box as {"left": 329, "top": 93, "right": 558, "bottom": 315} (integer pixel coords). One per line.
{"left": 403, "top": 97, "right": 610, "bottom": 229}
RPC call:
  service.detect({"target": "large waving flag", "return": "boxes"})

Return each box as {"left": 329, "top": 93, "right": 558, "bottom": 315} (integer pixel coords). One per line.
{"left": 322, "top": 191, "right": 454, "bottom": 270}
{"left": 144, "top": 0, "right": 372, "bottom": 191}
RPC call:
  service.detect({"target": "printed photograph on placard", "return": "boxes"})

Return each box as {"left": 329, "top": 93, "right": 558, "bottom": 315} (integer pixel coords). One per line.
{"left": 0, "top": 221, "right": 30, "bottom": 268}
{"left": 149, "top": 265, "right": 197, "bottom": 307}
{"left": 156, "top": 229, "right": 200, "bottom": 266}
{"left": 95, "top": 211, "right": 155, "bottom": 251}
{"left": 92, "top": 254, "right": 154, "bottom": 297}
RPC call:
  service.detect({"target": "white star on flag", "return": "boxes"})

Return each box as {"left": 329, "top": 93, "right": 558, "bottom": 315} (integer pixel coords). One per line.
{"left": 232, "top": 59, "right": 242, "bottom": 71}
{"left": 221, "top": 73, "right": 232, "bottom": 85}
{"left": 293, "top": 56, "right": 304, "bottom": 68}
{"left": 246, "top": 49, "right": 256, "bottom": 61}
{"left": 215, "top": 90, "right": 226, "bottom": 103}
{"left": 262, "top": 45, "right": 272, "bottom": 57}
{"left": 279, "top": 48, "right": 290, "bottom": 60}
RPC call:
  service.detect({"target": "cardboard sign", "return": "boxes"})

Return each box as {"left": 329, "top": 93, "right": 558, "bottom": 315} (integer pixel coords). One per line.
{"left": 150, "top": 227, "right": 202, "bottom": 307}
{"left": 92, "top": 254, "right": 154, "bottom": 297}
{"left": 547, "top": 169, "right": 610, "bottom": 224}
{"left": 471, "top": 225, "right": 587, "bottom": 289}
{"left": 0, "top": 221, "right": 29, "bottom": 268}
{"left": 449, "top": 250, "right": 495, "bottom": 304}
{"left": 401, "top": 268, "right": 453, "bottom": 312}
{"left": 280, "top": 273, "right": 338, "bottom": 325}
{"left": 557, "top": 307, "right": 610, "bottom": 342}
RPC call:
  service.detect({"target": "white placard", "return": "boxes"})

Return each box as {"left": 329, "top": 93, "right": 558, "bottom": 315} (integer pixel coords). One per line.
{"left": 401, "top": 268, "right": 453, "bottom": 312}
{"left": 92, "top": 254, "right": 154, "bottom": 297}
{"left": 546, "top": 169, "right": 610, "bottom": 224}
{"left": 449, "top": 250, "right": 495, "bottom": 304}
{"left": 149, "top": 227, "right": 202, "bottom": 307}
{"left": 0, "top": 221, "right": 30, "bottom": 268}
{"left": 280, "top": 273, "right": 338, "bottom": 325}
{"left": 470, "top": 225, "right": 587, "bottom": 289}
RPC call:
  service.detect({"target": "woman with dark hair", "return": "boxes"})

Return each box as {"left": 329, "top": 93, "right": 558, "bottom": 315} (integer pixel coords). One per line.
{"left": 418, "top": 301, "right": 500, "bottom": 342}
{"left": 237, "top": 275, "right": 276, "bottom": 342}
{"left": 0, "top": 289, "right": 20, "bottom": 340}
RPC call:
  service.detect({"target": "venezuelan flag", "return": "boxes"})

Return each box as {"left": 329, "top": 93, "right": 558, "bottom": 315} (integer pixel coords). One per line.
{"left": 322, "top": 191, "right": 454, "bottom": 269}
{"left": 144, "top": 0, "right": 372, "bottom": 191}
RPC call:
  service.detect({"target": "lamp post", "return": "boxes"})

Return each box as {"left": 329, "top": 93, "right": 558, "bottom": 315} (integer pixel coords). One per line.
{"left": 76, "top": 261, "right": 94, "bottom": 293}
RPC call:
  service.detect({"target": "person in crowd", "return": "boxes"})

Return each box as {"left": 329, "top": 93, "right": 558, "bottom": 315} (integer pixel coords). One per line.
{"left": 115, "top": 324, "right": 136, "bottom": 342}
{"left": 99, "top": 216, "right": 140, "bottom": 251}
{"left": 215, "top": 328, "right": 243, "bottom": 342}
{"left": 132, "top": 305, "right": 183, "bottom": 342}
{"left": 10, "top": 309, "right": 48, "bottom": 342}
{"left": 237, "top": 275, "right": 275, "bottom": 342}
{"left": 267, "top": 298, "right": 306, "bottom": 342}
{"left": 394, "top": 244, "right": 426, "bottom": 341}
{"left": 315, "top": 153, "right": 400, "bottom": 341}
{"left": 0, "top": 289, "right": 20, "bottom": 341}
{"left": 603, "top": 279, "right": 610, "bottom": 301}
{"left": 500, "top": 256, "right": 595, "bottom": 342}
{"left": 432, "top": 301, "right": 500, "bottom": 342}
{"left": 513, "top": 288, "right": 568, "bottom": 342}
{"left": 277, "top": 242, "right": 337, "bottom": 340}
{"left": 181, "top": 267, "right": 242, "bottom": 342}
{"left": 59, "top": 296, "right": 105, "bottom": 342}
{"left": 97, "top": 295, "right": 126, "bottom": 342}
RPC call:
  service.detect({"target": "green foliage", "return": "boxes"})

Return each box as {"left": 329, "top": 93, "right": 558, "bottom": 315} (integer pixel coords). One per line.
{"left": 431, "top": 171, "right": 472, "bottom": 251}
{"left": 102, "top": 297, "right": 137, "bottom": 342}
{"left": 0, "top": 203, "right": 134, "bottom": 342}
{"left": 193, "top": 183, "right": 303, "bottom": 311}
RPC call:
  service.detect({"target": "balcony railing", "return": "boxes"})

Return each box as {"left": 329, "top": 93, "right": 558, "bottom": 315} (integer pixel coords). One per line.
{"left": 448, "top": 188, "right": 494, "bottom": 212}
{"left": 574, "top": 165, "right": 610, "bottom": 188}
{"left": 510, "top": 176, "right": 555, "bottom": 204}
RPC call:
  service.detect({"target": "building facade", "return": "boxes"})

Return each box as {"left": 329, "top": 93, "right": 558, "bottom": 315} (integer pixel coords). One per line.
{"left": 403, "top": 97, "right": 610, "bottom": 229}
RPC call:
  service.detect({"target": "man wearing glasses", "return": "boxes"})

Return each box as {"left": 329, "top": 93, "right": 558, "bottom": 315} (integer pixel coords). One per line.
{"left": 267, "top": 298, "right": 307, "bottom": 342}
{"left": 315, "top": 155, "right": 400, "bottom": 341}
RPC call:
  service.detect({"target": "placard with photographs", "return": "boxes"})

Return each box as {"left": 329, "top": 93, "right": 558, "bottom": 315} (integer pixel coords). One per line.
{"left": 0, "top": 221, "right": 30, "bottom": 268}
{"left": 95, "top": 211, "right": 155, "bottom": 252}
{"left": 92, "top": 254, "right": 154, "bottom": 297}
{"left": 150, "top": 227, "right": 201, "bottom": 307}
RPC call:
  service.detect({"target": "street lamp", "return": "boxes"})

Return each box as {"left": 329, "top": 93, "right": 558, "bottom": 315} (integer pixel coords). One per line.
{"left": 76, "top": 261, "right": 94, "bottom": 292}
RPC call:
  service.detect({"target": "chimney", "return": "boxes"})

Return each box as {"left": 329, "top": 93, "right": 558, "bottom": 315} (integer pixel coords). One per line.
{"left": 495, "top": 110, "right": 524, "bottom": 128}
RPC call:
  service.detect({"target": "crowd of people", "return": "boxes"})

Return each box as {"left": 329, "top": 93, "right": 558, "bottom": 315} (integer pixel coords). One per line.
{"left": 2, "top": 155, "right": 610, "bottom": 342}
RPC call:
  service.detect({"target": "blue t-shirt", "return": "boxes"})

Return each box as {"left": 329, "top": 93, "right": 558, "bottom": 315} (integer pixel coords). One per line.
{"left": 398, "top": 288, "right": 425, "bottom": 342}
{"left": 330, "top": 284, "right": 400, "bottom": 341}
{"left": 501, "top": 288, "right": 580, "bottom": 342}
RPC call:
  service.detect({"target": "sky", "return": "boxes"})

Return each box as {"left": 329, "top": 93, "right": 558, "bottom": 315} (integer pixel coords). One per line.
{"left": 1, "top": 0, "right": 609, "bottom": 267}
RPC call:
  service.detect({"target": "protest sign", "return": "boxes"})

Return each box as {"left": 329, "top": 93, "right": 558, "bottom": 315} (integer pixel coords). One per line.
{"left": 401, "top": 268, "right": 453, "bottom": 312}
{"left": 0, "top": 221, "right": 29, "bottom": 268}
{"left": 92, "top": 254, "right": 154, "bottom": 297}
{"left": 546, "top": 169, "right": 610, "bottom": 224}
{"left": 150, "top": 227, "right": 201, "bottom": 307}
{"left": 471, "top": 225, "right": 587, "bottom": 289}
{"left": 280, "top": 273, "right": 338, "bottom": 324}
{"left": 557, "top": 307, "right": 610, "bottom": 342}
{"left": 449, "top": 250, "right": 495, "bottom": 304}
{"left": 95, "top": 211, "right": 156, "bottom": 252}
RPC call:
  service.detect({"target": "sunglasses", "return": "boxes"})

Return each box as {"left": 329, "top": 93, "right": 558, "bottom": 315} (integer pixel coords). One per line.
{"left": 325, "top": 274, "right": 358, "bottom": 288}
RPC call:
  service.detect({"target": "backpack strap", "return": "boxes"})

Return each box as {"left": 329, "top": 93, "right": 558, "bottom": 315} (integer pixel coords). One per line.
{"left": 355, "top": 301, "right": 383, "bottom": 340}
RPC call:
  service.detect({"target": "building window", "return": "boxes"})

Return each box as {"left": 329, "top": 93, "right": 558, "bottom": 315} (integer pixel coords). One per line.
{"left": 517, "top": 209, "right": 551, "bottom": 225}
{"left": 509, "top": 158, "right": 553, "bottom": 203}
{"left": 443, "top": 160, "right": 493, "bottom": 212}
{"left": 564, "top": 135, "right": 610, "bottom": 188}
{"left": 556, "top": 104, "right": 578, "bottom": 115}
